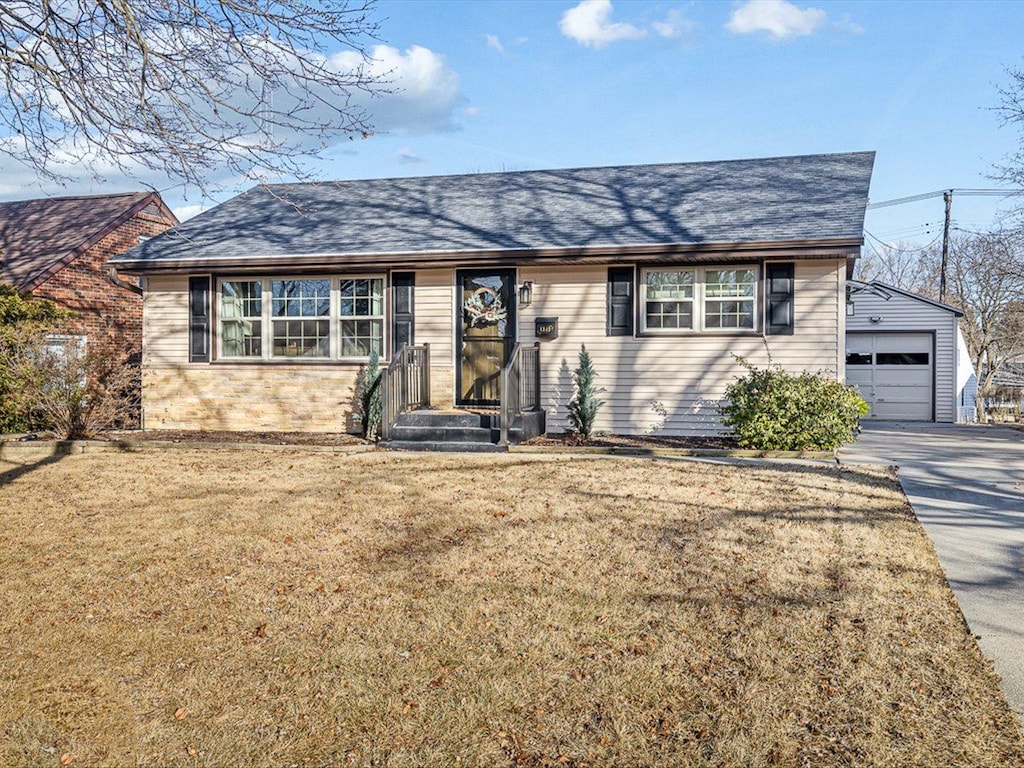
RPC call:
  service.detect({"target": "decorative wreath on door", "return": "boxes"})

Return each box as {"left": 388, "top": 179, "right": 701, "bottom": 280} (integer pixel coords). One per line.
{"left": 463, "top": 287, "right": 507, "bottom": 327}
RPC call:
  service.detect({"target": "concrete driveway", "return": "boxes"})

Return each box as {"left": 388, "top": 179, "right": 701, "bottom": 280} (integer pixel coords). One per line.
{"left": 839, "top": 421, "right": 1024, "bottom": 720}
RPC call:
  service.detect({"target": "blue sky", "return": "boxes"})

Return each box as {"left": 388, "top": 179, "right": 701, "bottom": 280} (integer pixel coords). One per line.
{"left": 4, "top": 0, "right": 1024, "bottom": 248}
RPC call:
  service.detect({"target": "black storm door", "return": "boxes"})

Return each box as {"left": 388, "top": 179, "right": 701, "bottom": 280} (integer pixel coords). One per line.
{"left": 456, "top": 269, "right": 516, "bottom": 406}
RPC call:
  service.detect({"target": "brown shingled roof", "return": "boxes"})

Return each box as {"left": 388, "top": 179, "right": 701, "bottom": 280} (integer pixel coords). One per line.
{"left": 0, "top": 191, "right": 173, "bottom": 291}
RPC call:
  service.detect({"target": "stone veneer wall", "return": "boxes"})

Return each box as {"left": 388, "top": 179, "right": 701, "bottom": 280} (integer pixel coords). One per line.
{"left": 143, "top": 362, "right": 456, "bottom": 432}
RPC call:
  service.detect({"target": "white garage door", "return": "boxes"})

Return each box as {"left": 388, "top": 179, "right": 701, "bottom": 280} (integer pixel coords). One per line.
{"left": 846, "top": 333, "right": 934, "bottom": 421}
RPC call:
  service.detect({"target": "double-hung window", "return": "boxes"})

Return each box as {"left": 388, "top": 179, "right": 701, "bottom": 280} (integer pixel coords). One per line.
{"left": 220, "top": 280, "right": 262, "bottom": 357}
{"left": 641, "top": 266, "right": 757, "bottom": 333}
{"left": 339, "top": 278, "right": 384, "bottom": 357}
{"left": 644, "top": 269, "right": 695, "bottom": 330}
{"left": 216, "top": 276, "right": 384, "bottom": 360}
{"left": 703, "top": 268, "right": 757, "bottom": 329}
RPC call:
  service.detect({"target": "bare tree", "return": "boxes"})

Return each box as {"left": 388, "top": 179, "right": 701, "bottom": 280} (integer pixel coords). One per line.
{"left": 945, "top": 229, "right": 1024, "bottom": 418}
{"left": 856, "top": 239, "right": 940, "bottom": 296}
{"left": 995, "top": 64, "right": 1024, "bottom": 192}
{"left": 0, "top": 0, "right": 386, "bottom": 188}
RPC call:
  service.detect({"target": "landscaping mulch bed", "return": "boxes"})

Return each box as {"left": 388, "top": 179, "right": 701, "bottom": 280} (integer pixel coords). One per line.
{"left": 10, "top": 430, "right": 741, "bottom": 451}
{"left": 523, "top": 433, "right": 739, "bottom": 450}
{"left": 102, "top": 429, "right": 367, "bottom": 446}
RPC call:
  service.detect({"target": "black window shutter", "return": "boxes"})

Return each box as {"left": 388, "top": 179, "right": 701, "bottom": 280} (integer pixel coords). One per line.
{"left": 765, "top": 263, "right": 795, "bottom": 336}
{"left": 607, "top": 266, "right": 634, "bottom": 336}
{"left": 392, "top": 272, "right": 415, "bottom": 355}
{"left": 188, "top": 276, "right": 211, "bottom": 362}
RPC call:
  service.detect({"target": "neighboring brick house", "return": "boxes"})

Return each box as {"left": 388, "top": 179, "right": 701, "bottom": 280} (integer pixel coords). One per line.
{"left": 0, "top": 192, "right": 178, "bottom": 359}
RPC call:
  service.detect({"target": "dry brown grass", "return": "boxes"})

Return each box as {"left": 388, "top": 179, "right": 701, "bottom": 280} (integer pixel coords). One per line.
{"left": 0, "top": 451, "right": 1020, "bottom": 767}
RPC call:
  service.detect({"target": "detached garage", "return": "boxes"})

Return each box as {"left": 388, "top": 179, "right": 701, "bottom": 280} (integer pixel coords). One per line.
{"left": 845, "top": 280, "right": 973, "bottom": 423}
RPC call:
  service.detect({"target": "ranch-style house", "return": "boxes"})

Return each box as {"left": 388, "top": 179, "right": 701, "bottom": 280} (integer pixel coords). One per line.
{"left": 108, "top": 151, "right": 875, "bottom": 447}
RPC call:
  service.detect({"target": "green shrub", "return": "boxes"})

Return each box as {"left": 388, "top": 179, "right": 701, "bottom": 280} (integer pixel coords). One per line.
{"left": 0, "top": 286, "right": 74, "bottom": 432}
{"left": 566, "top": 344, "right": 605, "bottom": 443}
{"left": 354, "top": 345, "right": 383, "bottom": 440}
{"left": 719, "top": 358, "right": 868, "bottom": 451}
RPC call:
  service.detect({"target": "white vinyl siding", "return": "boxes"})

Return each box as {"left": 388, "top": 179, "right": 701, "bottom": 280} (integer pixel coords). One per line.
{"left": 141, "top": 261, "right": 847, "bottom": 436}
{"left": 518, "top": 259, "right": 845, "bottom": 436}
{"left": 143, "top": 274, "right": 190, "bottom": 366}
{"left": 846, "top": 287, "right": 959, "bottom": 423}
{"left": 413, "top": 268, "right": 455, "bottom": 369}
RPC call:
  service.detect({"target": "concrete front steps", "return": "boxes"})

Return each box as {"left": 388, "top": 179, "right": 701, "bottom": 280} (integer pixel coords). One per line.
{"left": 380, "top": 409, "right": 545, "bottom": 453}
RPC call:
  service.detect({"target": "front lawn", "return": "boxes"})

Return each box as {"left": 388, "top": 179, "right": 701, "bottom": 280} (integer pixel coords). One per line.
{"left": 0, "top": 451, "right": 1020, "bottom": 767}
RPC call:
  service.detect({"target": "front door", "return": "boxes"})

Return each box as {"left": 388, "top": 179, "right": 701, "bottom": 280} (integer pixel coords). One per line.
{"left": 457, "top": 269, "right": 516, "bottom": 406}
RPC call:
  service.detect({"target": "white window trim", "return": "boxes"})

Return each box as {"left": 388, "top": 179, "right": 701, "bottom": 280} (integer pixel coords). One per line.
{"left": 640, "top": 265, "right": 759, "bottom": 334}
{"left": 214, "top": 275, "right": 387, "bottom": 362}
{"left": 218, "top": 278, "right": 263, "bottom": 360}
{"left": 337, "top": 275, "right": 387, "bottom": 359}
{"left": 43, "top": 334, "right": 87, "bottom": 358}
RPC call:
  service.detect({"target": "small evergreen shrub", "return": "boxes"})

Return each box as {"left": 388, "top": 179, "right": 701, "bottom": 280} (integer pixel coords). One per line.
{"left": 354, "top": 345, "right": 383, "bottom": 440}
{"left": 719, "top": 358, "right": 868, "bottom": 451}
{"left": 566, "top": 344, "right": 605, "bottom": 443}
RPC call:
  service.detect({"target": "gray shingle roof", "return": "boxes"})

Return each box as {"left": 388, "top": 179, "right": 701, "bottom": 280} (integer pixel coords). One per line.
{"left": 112, "top": 152, "right": 874, "bottom": 269}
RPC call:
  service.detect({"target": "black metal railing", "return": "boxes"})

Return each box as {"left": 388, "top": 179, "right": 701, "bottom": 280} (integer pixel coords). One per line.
{"left": 380, "top": 343, "right": 431, "bottom": 440}
{"left": 499, "top": 342, "right": 541, "bottom": 445}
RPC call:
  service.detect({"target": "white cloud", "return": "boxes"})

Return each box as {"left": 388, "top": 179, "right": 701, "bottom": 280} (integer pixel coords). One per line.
{"left": 329, "top": 44, "right": 464, "bottom": 134}
{"left": 725, "top": 0, "right": 827, "bottom": 39}
{"left": 0, "top": 133, "right": 181, "bottom": 198}
{"left": 463, "top": 106, "right": 481, "bottom": 116}
{"left": 485, "top": 34, "right": 505, "bottom": 54}
{"left": 172, "top": 203, "right": 208, "bottom": 221}
{"left": 559, "top": 0, "right": 646, "bottom": 49}
{"left": 652, "top": 8, "right": 697, "bottom": 39}
{"left": 0, "top": 43, "right": 464, "bottom": 203}
{"left": 397, "top": 146, "right": 423, "bottom": 164}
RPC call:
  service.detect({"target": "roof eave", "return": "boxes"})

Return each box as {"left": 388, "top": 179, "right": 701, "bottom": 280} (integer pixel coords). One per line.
{"left": 110, "top": 236, "right": 865, "bottom": 274}
{"left": 21, "top": 191, "right": 178, "bottom": 291}
{"left": 852, "top": 279, "right": 965, "bottom": 316}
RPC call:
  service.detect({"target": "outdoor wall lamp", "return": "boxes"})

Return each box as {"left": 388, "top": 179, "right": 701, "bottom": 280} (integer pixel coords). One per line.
{"left": 869, "top": 316, "right": 884, "bottom": 324}
{"left": 519, "top": 281, "right": 533, "bottom": 306}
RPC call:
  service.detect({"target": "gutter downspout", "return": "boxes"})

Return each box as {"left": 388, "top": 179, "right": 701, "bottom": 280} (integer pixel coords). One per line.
{"left": 107, "top": 266, "right": 145, "bottom": 429}
{"left": 107, "top": 266, "right": 143, "bottom": 296}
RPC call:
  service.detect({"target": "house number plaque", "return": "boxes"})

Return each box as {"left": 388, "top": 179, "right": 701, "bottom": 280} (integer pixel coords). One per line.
{"left": 535, "top": 317, "right": 558, "bottom": 339}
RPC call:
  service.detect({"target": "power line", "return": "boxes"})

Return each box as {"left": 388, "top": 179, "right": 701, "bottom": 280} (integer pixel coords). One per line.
{"left": 863, "top": 228, "right": 943, "bottom": 254}
{"left": 867, "top": 188, "right": 1023, "bottom": 209}
{"left": 865, "top": 187, "right": 1024, "bottom": 300}
{"left": 875, "top": 222, "right": 942, "bottom": 239}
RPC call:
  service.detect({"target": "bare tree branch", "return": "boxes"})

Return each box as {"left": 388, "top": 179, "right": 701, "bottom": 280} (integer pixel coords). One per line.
{"left": 856, "top": 238, "right": 940, "bottom": 297}
{"left": 994, "top": 65, "right": 1024, "bottom": 194}
{"left": 0, "top": 0, "right": 388, "bottom": 189}
{"left": 944, "top": 228, "right": 1024, "bottom": 418}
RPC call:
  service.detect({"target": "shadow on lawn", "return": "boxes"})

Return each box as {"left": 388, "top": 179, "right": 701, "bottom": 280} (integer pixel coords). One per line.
{"left": 570, "top": 460, "right": 911, "bottom": 525}
{"left": 0, "top": 451, "right": 69, "bottom": 486}
{"left": 343, "top": 457, "right": 912, "bottom": 585}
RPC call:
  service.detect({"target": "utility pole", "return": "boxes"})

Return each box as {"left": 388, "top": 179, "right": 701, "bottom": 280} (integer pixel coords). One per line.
{"left": 939, "top": 190, "right": 952, "bottom": 302}
{"left": 866, "top": 188, "right": 1022, "bottom": 298}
